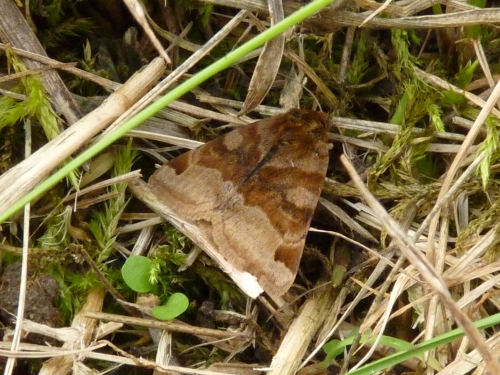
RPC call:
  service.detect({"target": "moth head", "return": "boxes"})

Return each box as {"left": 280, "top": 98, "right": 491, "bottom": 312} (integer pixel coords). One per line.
{"left": 278, "top": 110, "right": 329, "bottom": 152}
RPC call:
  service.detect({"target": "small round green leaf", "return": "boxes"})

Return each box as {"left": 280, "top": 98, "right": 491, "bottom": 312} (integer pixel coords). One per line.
{"left": 152, "top": 293, "right": 189, "bottom": 321}
{"left": 121, "top": 256, "right": 155, "bottom": 293}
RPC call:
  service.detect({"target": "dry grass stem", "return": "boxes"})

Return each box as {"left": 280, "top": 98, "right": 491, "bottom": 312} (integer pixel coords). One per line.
{"left": 0, "top": 57, "right": 165, "bottom": 213}
{"left": 341, "top": 154, "right": 500, "bottom": 374}
{"left": 3, "top": 1, "right": 500, "bottom": 374}
{"left": 38, "top": 288, "right": 105, "bottom": 375}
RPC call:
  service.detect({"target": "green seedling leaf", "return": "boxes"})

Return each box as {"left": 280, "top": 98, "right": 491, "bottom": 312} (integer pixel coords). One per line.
{"left": 152, "top": 292, "right": 189, "bottom": 321}
{"left": 122, "top": 256, "right": 156, "bottom": 293}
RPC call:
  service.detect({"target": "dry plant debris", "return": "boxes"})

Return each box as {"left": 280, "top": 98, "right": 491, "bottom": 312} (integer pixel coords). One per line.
{"left": 1, "top": 0, "right": 500, "bottom": 374}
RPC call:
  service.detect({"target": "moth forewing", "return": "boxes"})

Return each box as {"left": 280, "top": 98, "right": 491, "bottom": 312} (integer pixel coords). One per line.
{"left": 148, "top": 109, "right": 330, "bottom": 297}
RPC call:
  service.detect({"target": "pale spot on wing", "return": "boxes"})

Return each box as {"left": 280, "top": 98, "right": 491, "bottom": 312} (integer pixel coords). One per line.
{"left": 286, "top": 186, "right": 316, "bottom": 208}
{"left": 223, "top": 130, "right": 244, "bottom": 151}
{"left": 208, "top": 203, "right": 295, "bottom": 294}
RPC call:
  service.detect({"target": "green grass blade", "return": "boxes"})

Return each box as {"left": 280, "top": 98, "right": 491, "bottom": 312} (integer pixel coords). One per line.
{"left": 345, "top": 313, "right": 500, "bottom": 375}
{"left": 0, "top": 0, "right": 335, "bottom": 224}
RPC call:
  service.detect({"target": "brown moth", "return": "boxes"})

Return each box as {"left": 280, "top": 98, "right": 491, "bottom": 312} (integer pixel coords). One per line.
{"left": 148, "top": 109, "right": 330, "bottom": 297}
